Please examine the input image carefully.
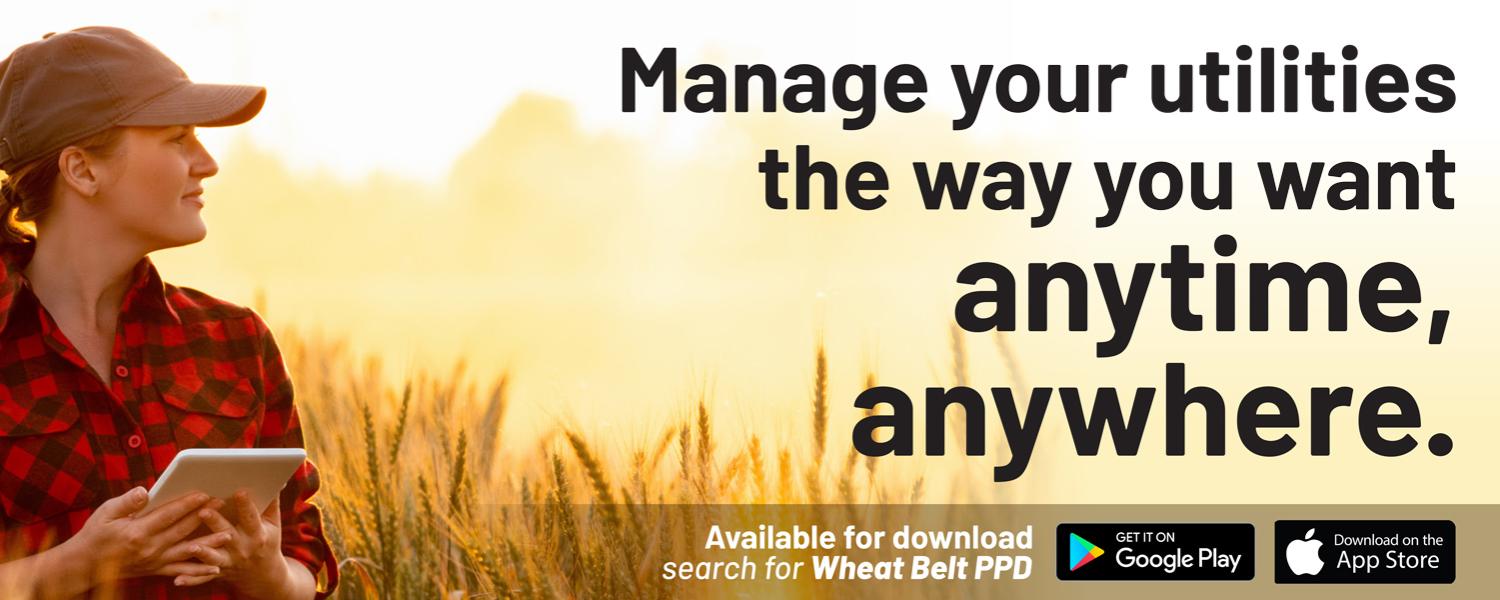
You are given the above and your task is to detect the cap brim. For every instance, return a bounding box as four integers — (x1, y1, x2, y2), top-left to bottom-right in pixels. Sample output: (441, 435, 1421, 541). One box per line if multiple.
(117, 82, 266, 127)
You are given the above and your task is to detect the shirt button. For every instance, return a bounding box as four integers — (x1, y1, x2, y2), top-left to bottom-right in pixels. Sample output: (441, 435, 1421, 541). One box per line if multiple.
(127, 434, 143, 449)
(114, 364, 129, 378)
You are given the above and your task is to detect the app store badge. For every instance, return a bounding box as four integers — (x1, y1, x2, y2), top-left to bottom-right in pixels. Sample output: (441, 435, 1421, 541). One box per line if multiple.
(1275, 520, 1455, 584)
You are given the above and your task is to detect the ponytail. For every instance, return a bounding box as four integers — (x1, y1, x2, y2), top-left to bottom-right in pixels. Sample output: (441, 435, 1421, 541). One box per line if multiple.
(0, 163, 41, 247)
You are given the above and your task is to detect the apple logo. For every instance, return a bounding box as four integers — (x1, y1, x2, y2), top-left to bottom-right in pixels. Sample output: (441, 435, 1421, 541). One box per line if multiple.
(1285, 528, 1325, 576)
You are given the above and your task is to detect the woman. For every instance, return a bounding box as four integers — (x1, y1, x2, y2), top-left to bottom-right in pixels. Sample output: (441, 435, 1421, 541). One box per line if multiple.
(0, 27, 337, 599)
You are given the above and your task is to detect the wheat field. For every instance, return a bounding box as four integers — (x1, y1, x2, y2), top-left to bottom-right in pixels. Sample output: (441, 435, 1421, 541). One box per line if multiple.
(281, 317, 1030, 599)
(293, 329, 885, 598)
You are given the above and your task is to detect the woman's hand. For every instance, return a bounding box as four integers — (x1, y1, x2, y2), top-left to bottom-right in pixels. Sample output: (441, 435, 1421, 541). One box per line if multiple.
(186, 489, 313, 598)
(59, 486, 234, 585)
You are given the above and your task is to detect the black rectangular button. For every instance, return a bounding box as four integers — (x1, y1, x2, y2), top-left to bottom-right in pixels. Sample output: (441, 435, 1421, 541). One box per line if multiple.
(1057, 523, 1254, 581)
(1274, 520, 1455, 584)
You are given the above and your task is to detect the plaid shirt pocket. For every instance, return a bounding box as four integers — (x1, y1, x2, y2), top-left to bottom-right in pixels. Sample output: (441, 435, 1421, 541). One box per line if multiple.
(152, 371, 261, 450)
(0, 394, 103, 525)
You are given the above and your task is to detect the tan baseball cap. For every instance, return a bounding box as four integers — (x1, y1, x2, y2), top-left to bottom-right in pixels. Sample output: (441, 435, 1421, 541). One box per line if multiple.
(0, 26, 266, 172)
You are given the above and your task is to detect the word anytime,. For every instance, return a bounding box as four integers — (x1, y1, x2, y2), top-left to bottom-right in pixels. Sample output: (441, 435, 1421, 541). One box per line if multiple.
(955, 234, 1447, 358)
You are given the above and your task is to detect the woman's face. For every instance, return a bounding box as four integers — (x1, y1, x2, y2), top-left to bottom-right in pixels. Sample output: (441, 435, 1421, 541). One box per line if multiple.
(91, 125, 218, 249)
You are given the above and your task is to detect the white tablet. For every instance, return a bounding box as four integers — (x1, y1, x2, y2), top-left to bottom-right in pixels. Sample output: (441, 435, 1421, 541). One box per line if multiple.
(142, 448, 307, 516)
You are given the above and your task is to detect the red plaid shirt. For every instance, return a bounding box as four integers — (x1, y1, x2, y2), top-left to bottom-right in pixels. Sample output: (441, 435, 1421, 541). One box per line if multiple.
(0, 240, 338, 598)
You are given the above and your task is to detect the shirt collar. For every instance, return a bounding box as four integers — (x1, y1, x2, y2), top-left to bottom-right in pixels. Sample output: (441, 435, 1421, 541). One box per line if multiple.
(0, 239, 182, 334)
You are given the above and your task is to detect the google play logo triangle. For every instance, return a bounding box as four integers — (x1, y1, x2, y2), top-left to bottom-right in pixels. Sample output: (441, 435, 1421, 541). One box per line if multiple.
(1069, 533, 1106, 571)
